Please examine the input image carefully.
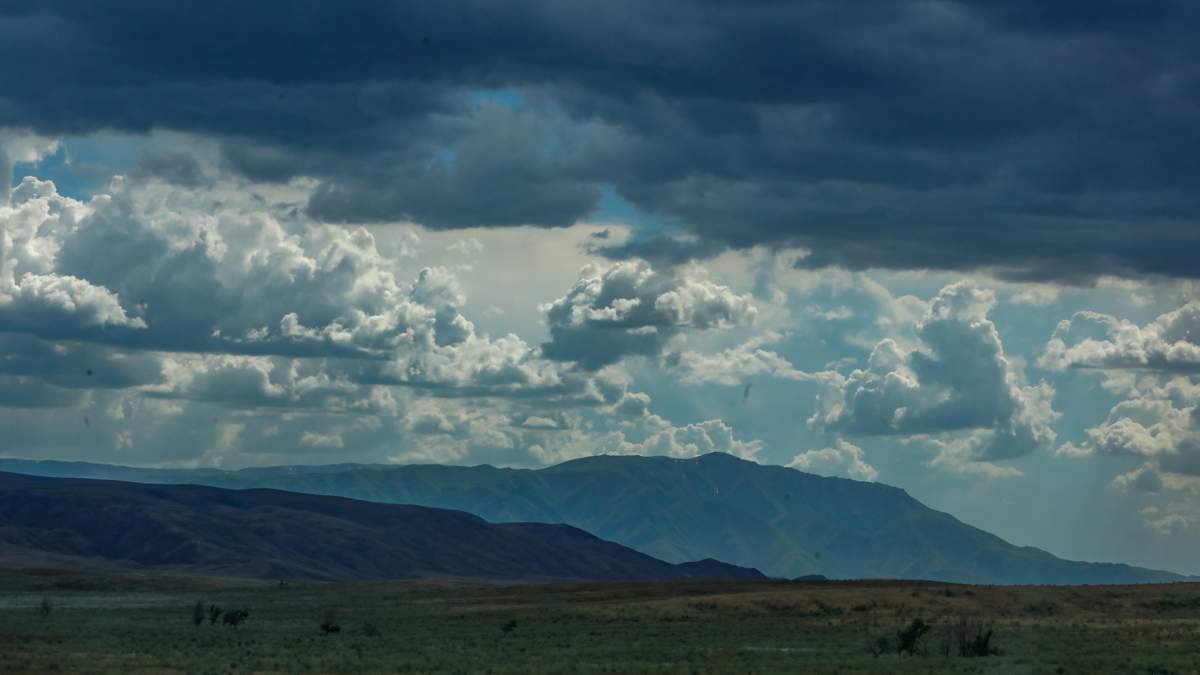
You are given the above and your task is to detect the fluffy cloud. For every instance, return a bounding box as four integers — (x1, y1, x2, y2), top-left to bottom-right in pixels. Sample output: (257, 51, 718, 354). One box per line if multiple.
(48, 179, 464, 359)
(0, 131, 58, 202)
(811, 282, 1058, 465)
(0, 171, 673, 465)
(1043, 301, 1200, 497)
(1060, 375, 1200, 492)
(1041, 302, 1200, 374)
(0, 173, 594, 402)
(788, 439, 877, 481)
(1, 272, 146, 332)
(637, 417, 764, 461)
(0, 166, 798, 470)
(0, 179, 145, 334)
(612, 391, 651, 416)
(541, 260, 757, 369)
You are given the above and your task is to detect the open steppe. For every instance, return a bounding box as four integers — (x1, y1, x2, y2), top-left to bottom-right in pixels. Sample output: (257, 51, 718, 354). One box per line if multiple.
(1, 569, 1198, 673)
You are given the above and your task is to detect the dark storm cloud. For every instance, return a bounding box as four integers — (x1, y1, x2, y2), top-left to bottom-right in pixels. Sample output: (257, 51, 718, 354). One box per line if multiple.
(0, 334, 162, 390)
(4, 1, 1199, 279)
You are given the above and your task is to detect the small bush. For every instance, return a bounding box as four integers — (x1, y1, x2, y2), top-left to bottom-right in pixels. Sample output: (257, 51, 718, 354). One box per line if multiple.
(222, 609, 250, 627)
(208, 604, 223, 625)
(896, 618, 931, 656)
(320, 609, 341, 635)
(191, 601, 204, 627)
(942, 617, 996, 657)
(501, 619, 518, 634)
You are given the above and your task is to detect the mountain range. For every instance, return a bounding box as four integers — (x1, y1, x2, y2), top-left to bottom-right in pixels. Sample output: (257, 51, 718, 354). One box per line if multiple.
(1, 453, 1187, 584)
(0, 471, 763, 582)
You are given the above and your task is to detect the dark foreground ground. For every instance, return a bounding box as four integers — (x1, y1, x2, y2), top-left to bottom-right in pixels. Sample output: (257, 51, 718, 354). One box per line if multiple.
(1, 569, 1198, 674)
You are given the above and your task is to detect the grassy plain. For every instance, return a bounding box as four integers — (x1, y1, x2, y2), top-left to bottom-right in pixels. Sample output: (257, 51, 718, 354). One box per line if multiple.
(0, 569, 1198, 674)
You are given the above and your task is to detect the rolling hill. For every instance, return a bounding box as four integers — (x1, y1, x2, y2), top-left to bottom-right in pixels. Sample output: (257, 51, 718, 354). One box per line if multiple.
(0, 471, 764, 582)
(0, 453, 1186, 584)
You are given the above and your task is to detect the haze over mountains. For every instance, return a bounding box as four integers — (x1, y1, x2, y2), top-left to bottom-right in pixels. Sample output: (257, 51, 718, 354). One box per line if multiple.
(0, 471, 763, 582)
(2, 453, 1187, 585)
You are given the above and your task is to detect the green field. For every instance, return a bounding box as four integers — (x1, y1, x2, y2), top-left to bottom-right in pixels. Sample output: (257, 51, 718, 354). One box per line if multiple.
(1, 569, 1198, 674)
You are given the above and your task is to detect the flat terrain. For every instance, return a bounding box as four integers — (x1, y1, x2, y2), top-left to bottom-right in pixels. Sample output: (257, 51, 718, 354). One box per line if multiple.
(1, 569, 1199, 673)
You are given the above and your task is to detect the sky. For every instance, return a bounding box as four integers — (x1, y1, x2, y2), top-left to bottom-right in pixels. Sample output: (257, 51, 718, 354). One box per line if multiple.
(1, 1, 1199, 574)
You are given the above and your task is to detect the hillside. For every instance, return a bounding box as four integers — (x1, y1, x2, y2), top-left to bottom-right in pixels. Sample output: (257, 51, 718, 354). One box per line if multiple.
(0, 471, 764, 582)
(0, 454, 1185, 584)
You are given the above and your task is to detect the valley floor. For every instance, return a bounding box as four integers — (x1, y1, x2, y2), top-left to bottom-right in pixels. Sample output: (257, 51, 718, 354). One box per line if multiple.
(0, 569, 1198, 673)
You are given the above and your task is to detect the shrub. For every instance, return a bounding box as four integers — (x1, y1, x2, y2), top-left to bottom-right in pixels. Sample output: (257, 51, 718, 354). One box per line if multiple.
(223, 609, 250, 627)
(896, 618, 931, 656)
(866, 617, 997, 659)
(946, 617, 995, 657)
(320, 609, 341, 635)
(192, 601, 204, 627)
(501, 619, 518, 634)
(208, 604, 223, 625)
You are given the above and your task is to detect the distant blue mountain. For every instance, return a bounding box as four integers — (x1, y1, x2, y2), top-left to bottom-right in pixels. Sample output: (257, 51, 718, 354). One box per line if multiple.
(0, 453, 1187, 584)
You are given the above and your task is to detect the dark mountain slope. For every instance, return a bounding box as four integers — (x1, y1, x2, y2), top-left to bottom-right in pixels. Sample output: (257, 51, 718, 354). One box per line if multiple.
(0, 471, 763, 582)
(0, 454, 1185, 584)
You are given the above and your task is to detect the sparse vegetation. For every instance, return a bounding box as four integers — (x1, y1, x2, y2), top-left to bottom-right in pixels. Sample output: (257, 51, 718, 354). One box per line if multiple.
(865, 630, 897, 657)
(1142, 596, 1200, 612)
(0, 573, 1197, 673)
(1023, 600, 1059, 616)
(869, 615, 999, 660)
